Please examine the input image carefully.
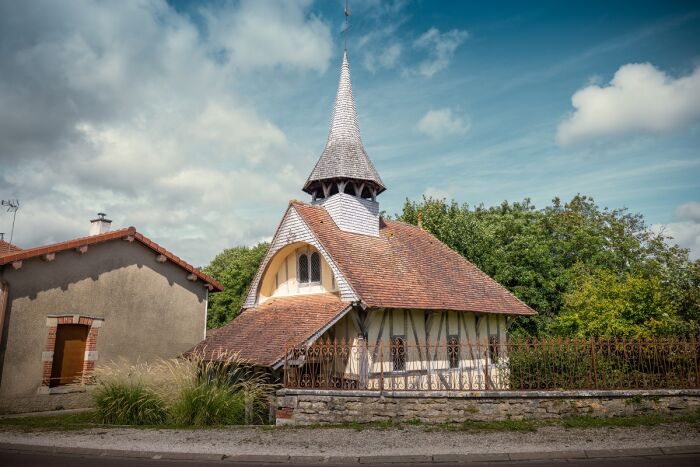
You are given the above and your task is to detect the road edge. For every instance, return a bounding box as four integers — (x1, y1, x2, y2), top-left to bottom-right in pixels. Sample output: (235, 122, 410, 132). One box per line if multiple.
(1, 442, 699, 464)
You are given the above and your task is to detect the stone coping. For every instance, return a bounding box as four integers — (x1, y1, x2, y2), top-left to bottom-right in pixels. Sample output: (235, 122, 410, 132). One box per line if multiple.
(278, 388, 700, 399)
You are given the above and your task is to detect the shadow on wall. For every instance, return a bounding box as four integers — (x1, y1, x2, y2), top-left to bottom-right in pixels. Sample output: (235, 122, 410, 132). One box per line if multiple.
(5, 240, 205, 304)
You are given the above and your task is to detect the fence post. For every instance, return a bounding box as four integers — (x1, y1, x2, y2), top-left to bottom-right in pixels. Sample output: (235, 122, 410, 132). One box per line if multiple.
(484, 339, 490, 390)
(692, 335, 699, 388)
(284, 343, 288, 387)
(590, 336, 598, 390)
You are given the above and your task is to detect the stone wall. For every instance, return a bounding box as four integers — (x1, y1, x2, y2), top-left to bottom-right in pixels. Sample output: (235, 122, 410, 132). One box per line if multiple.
(276, 389, 700, 426)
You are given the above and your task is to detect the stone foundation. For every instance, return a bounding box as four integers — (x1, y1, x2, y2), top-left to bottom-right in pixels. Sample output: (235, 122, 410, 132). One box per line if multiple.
(0, 391, 92, 415)
(276, 389, 700, 426)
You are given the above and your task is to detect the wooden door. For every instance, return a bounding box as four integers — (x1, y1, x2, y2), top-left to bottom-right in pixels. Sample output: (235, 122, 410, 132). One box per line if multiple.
(50, 324, 88, 386)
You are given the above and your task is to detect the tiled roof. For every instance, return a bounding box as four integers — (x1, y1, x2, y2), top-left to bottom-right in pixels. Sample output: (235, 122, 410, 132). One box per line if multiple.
(0, 227, 223, 291)
(0, 240, 21, 256)
(190, 293, 352, 367)
(303, 51, 385, 195)
(292, 202, 536, 316)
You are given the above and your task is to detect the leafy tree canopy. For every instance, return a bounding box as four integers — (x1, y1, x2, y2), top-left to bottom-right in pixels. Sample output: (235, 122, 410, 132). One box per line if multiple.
(204, 242, 268, 329)
(396, 195, 699, 336)
(552, 265, 684, 337)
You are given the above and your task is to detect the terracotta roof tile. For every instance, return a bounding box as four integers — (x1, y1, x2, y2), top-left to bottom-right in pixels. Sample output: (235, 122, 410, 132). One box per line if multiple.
(292, 201, 535, 316)
(0, 240, 21, 257)
(0, 228, 223, 291)
(190, 294, 352, 367)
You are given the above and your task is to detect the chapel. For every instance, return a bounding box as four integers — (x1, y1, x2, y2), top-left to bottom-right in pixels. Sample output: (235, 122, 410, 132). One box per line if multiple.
(194, 49, 535, 388)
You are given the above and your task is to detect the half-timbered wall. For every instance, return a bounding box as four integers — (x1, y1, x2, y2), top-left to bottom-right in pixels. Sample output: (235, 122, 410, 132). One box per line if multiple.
(315, 309, 507, 390)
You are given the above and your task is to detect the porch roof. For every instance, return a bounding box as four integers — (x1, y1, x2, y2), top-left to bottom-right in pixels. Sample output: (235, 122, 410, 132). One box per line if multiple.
(191, 293, 352, 367)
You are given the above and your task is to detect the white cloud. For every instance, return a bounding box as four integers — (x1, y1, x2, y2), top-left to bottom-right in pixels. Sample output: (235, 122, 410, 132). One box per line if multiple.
(423, 186, 452, 200)
(0, 0, 332, 265)
(413, 27, 468, 77)
(203, 0, 332, 73)
(651, 201, 700, 260)
(364, 43, 402, 73)
(417, 108, 470, 138)
(557, 63, 700, 145)
(676, 201, 700, 222)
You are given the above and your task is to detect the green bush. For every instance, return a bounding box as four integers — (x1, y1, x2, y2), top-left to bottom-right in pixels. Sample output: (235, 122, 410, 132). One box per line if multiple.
(91, 354, 275, 427)
(93, 382, 167, 425)
(170, 382, 246, 426)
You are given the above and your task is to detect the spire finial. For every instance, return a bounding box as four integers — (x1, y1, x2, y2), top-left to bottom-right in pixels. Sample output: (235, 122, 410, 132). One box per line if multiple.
(342, 0, 350, 51)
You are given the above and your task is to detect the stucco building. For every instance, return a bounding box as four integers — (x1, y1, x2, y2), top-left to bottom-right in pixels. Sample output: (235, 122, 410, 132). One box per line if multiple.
(0, 216, 222, 413)
(194, 51, 536, 389)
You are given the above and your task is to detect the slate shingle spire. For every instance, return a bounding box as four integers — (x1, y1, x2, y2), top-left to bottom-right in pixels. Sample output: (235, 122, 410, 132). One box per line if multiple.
(303, 51, 385, 201)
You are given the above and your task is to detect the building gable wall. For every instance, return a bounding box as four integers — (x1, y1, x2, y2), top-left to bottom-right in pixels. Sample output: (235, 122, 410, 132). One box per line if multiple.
(243, 206, 357, 308)
(0, 240, 208, 404)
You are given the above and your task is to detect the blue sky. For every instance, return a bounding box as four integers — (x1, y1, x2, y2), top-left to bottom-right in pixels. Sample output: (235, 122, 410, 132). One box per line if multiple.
(1, 0, 699, 264)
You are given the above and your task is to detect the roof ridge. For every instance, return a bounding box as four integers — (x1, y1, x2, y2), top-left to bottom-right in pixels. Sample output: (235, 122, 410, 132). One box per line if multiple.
(0, 227, 223, 291)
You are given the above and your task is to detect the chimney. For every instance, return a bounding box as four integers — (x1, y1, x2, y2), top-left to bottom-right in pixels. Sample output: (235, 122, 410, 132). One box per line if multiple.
(89, 213, 112, 236)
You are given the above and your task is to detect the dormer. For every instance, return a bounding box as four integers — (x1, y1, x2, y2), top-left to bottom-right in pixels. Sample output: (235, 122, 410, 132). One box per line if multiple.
(257, 242, 338, 304)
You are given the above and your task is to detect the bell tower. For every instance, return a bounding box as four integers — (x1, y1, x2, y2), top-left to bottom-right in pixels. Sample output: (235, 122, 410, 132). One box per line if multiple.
(302, 50, 385, 236)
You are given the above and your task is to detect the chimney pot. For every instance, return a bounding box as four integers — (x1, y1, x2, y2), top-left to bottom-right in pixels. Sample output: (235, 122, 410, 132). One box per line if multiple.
(89, 212, 112, 236)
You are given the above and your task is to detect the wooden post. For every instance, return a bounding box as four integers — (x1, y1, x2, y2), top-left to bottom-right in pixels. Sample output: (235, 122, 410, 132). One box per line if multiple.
(380, 341, 384, 391)
(358, 335, 369, 389)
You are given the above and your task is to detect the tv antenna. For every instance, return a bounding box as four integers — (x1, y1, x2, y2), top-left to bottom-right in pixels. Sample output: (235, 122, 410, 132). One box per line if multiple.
(1, 199, 19, 251)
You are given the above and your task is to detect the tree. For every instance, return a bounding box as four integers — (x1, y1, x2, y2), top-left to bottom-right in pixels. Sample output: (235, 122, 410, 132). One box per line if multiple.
(551, 266, 684, 337)
(204, 243, 268, 328)
(395, 195, 699, 336)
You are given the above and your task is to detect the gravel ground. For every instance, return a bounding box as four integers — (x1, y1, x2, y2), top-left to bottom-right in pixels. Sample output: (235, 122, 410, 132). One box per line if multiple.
(1, 423, 700, 457)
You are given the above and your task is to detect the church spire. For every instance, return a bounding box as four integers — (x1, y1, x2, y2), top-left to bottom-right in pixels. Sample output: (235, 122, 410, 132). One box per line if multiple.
(302, 51, 385, 200)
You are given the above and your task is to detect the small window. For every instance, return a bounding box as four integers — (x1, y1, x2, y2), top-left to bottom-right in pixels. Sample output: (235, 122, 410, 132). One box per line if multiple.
(298, 254, 309, 283)
(488, 335, 500, 363)
(391, 335, 406, 372)
(447, 335, 460, 369)
(310, 252, 321, 282)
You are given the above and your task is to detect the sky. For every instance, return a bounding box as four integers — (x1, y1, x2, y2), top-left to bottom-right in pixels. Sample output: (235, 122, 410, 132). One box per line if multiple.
(1, 0, 699, 265)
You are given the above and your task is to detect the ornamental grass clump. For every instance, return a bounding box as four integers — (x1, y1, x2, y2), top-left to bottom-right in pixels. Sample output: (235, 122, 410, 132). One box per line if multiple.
(93, 381, 167, 425)
(170, 381, 246, 426)
(91, 352, 275, 427)
(170, 352, 274, 426)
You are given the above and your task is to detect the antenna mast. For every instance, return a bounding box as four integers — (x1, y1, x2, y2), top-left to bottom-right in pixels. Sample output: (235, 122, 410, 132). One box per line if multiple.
(1, 199, 19, 252)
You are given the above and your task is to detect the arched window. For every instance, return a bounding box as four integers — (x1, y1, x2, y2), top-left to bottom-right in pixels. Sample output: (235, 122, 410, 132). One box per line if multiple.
(310, 252, 321, 282)
(298, 254, 309, 283)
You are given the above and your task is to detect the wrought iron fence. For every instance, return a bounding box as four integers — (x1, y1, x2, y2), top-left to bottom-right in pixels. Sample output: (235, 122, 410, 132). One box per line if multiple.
(283, 336, 700, 391)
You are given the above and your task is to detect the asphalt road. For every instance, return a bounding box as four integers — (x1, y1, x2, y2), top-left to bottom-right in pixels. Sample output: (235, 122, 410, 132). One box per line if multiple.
(1, 450, 700, 467)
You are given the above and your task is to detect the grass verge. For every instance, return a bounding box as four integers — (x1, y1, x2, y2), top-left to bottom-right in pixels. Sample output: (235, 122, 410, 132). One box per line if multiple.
(1, 411, 699, 433)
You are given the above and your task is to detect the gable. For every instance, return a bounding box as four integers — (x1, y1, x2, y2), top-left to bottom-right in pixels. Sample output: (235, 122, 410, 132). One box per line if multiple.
(0, 228, 222, 291)
(242, 205, 358, 308)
